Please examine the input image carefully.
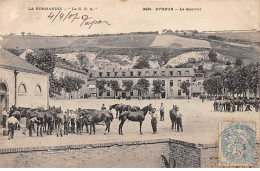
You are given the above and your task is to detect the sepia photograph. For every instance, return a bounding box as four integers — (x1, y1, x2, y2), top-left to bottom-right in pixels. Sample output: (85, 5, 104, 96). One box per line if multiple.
(0, 0, 259, 168)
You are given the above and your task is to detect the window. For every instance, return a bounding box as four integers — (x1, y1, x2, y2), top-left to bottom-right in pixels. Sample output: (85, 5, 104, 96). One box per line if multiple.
(170, 71, 173, 76)
(162, 80, 165, 86)
(186, 79, 189, 83)
(107, 82, 110, 87)
(178, 80, 181, 86)
(130, 91, 133, 96)
(18, 83, 26, 93)
(154, 71, 157, 76)
(185, 71, 189, 76)
(35, 85, 42, 93)
(161, 71, 165, 76)
(138, 72, 142, 76)
(145, 71, 149, 76)
(130, 71, 134, 76)
(170, 80, 173, 86)
(178, 89, 181, 96)
(177, 71, 181, 76)
(114, 72, 118, 76)
(99, 72, 103, 77)
(107, 72, 110, 77)
(122, 72, 126, 76)
(107, 90, 110, 96)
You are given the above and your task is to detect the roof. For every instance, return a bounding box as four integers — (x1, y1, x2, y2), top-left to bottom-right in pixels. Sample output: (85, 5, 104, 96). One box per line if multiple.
(0, 49, 48, 75)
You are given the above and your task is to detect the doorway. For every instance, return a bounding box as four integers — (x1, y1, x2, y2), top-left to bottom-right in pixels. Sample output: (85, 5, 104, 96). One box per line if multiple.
(0, 82, 8, 111)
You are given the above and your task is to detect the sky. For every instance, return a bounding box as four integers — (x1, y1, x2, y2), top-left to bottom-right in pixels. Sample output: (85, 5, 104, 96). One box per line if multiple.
(0, 0, 259, 36)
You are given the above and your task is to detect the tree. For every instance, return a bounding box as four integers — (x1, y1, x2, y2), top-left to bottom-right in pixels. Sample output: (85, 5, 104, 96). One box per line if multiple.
(25, 51, 56, 74)
(76, 53, 89, 67)
(96, 80, 106, 97)
(122, 80, 134, 97)
(152, 80, 165, 99)
(26, 50, 59, 97)
(208, 49, 217, 62)
(133, 58, 150, 69)
(226, 61, 231, 65)
(134, 78, 150, 99)
(180, 81, 191, 96)
(110, 80, 121, 98)
(235, 58, 243, 67)
(49, 74, 63, 98)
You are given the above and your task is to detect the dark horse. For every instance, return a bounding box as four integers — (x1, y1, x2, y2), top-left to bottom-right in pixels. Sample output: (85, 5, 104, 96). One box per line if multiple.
(169, 106, 179, 130)
(109, 103, 128, 119)
(85, 109, 114, 135)
(118, 104, 153, 135)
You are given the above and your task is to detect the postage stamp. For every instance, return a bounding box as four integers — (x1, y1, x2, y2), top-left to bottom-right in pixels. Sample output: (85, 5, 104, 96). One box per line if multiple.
(219, 121, 256, 166)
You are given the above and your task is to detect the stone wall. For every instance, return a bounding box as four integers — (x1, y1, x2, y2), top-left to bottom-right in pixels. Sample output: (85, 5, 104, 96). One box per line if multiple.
(0, 139, 259, 168)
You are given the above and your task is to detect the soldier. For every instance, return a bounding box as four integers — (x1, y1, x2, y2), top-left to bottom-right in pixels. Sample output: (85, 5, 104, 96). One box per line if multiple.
(1, 108, 8, 128)
(176, 112, 183, 132)
(101, 104, 106, 110)
(22, 117, 40, 137)
(69, 110, 76, 133)
(159, 103, 165, 121)
(76, 116, 83, 135)
(149, 108, 158, 134)
(7, 115, 21, 140)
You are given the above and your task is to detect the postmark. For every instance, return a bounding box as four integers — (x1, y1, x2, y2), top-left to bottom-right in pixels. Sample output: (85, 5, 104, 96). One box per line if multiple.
(219, 121, 256, 166)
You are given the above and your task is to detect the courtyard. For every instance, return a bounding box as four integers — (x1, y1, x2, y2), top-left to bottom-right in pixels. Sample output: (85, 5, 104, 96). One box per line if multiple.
(0, 98, 259, 149)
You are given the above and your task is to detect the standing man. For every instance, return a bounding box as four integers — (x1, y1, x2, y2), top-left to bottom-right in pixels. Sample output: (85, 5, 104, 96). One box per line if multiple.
(7, 115, 21, 140)
(1, 108, 8, 128)
(69, 110, 76, 133)
(176, 112, 183, 132)
(149, 108, 158, 134)
(159, 103, 165, 121)
(101, 104, 106, 110)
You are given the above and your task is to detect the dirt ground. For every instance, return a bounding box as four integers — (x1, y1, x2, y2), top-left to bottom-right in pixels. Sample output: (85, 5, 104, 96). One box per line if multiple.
(0, 98, 259, 149)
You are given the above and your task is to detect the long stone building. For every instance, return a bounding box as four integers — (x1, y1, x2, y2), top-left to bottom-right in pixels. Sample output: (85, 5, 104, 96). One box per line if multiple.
(88, 68, 204, 99)
(0, 49, 49, 112)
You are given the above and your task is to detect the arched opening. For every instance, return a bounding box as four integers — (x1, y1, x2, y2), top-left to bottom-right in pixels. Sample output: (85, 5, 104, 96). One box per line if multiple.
(18, 83, 27, 93)
(0, 82, 9, 111)
(35, 84, 42, 93)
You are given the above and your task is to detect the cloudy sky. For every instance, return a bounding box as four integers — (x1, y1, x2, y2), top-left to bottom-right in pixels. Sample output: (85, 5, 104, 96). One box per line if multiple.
(0, 0, 259, 35)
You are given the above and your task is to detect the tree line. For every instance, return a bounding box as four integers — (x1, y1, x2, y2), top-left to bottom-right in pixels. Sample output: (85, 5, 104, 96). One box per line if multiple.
(203, 62, 260, 99)
(25, 50, 85, 98)
(96, 78, 190, 99)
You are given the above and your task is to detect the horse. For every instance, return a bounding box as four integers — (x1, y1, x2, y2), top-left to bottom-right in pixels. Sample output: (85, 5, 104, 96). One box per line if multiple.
(126, 105, 141, 112)
(118, 104, 153, 135)
(85, 109, 114, 135)
(169, 106, 179, 131)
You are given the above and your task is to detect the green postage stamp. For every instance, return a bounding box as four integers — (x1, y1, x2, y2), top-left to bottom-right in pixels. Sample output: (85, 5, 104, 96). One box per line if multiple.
(219, 121, 256, 167)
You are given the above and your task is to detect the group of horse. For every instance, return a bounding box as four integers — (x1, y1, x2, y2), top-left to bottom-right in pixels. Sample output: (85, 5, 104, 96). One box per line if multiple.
(8, 102, 184, 137)
(213, 99, 259, 112)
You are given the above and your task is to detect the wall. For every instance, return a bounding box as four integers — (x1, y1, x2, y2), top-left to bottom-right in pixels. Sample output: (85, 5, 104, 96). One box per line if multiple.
(0, 68, 49, 110)
(0, 139, 259, 168)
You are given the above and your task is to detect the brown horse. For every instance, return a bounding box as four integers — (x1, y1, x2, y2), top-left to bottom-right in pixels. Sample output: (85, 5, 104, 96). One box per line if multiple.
(169, 106, 179, 130)
(118, 104, 153, 135)
(85, 109, 113, 135)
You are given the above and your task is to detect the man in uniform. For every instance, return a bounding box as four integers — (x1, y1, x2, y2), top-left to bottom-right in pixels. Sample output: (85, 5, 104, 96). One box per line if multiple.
(69, 110, 77, 133)
(149, 108, 158, 134)
(1, 108, 8, 128)
(7, 115, 21, 140)
(159, 103, 165, 121)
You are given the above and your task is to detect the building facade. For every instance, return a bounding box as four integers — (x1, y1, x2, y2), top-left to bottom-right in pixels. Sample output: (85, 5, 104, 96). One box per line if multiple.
(89, 68, 195, 99)
(192, 73, 205, 97)
(53, 57, 88, 99)
(0, 50, 49, 112)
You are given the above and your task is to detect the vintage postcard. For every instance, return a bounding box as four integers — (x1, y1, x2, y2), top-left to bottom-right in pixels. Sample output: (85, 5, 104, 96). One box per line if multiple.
(0, 0, 259, 168)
